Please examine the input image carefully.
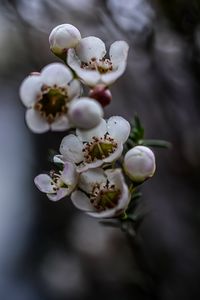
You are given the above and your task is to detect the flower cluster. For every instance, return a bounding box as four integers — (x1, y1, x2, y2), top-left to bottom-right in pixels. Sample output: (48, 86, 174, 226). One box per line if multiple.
(20, 23, 158, 220)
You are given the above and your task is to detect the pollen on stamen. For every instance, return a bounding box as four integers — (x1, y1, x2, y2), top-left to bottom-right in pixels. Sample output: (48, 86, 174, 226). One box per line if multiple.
(81, 57, 113, 74)
(34, 87, 68, 123)
(90, 182, 121, 211)
(82, 135, 118, 163)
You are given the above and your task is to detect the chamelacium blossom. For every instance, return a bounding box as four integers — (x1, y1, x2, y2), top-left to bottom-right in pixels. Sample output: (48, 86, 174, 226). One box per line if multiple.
(68, 97, 104, 129)
(34, 161, 78, 201)
(67, 36, 129, 87)
(124, 146, 156, 182)
(54, 116, 131, 172)
(19, 63, 81, 133)
(49, 24, 81, 56)
(71, 168, 130, 218)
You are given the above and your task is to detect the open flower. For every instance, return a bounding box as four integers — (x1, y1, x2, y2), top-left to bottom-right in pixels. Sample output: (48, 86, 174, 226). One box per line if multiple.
(124, 146, 156, 182)
(54, 116, 130, 172)
(20, 63, 81, 133)
(67, 36, 129, 87)
(34, 161, 78, 201)
(71, 168, 130, 218)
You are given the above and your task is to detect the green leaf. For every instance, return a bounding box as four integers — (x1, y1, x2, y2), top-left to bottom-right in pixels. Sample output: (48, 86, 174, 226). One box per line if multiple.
(138, 139, 172, 148)
(48, 149, 58, 162)
(127, 115, 145, 146)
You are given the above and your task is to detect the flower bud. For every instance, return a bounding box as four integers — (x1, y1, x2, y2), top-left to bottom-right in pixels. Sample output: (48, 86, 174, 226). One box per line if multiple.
(68, 97, 104, 129)
(124, 146, 156, 182)
(89, 84, 112, 107)
(49, 24, 81, 55)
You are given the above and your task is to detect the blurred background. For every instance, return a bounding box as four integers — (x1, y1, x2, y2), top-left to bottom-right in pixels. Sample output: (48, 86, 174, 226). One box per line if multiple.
(0, 0, 200, 299)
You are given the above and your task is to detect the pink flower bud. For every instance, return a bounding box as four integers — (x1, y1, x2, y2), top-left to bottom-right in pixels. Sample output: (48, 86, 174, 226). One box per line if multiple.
(89, 84, 112, 107)
(124, 146, 156, 182)
(68, 97, 103, 129)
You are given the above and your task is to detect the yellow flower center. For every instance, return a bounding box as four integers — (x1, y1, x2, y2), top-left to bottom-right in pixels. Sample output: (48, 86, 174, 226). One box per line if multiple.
(50, 170, 68, 192)
(83, 135, 118, 163)
(35, 85, 68, 123)
(90, 182, 121, 211)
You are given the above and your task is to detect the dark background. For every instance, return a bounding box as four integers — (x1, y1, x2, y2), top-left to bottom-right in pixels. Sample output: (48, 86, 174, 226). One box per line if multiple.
(0, 0, 200, 299)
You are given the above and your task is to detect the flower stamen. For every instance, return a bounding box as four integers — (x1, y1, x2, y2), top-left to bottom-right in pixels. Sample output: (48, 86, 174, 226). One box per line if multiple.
(81, 57, 113, 74)
(35, 86, 68, 123)
(82, 135, 118, 163)
(90, 182, 121, 211)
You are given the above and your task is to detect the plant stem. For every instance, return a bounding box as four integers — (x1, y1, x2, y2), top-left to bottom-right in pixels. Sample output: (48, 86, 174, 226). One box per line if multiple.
(138, 139, 171, 148)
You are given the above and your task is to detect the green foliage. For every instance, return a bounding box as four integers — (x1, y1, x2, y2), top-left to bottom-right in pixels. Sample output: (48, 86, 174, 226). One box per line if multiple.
(126, 115, 171, 150)
(129, 115, 144, 144)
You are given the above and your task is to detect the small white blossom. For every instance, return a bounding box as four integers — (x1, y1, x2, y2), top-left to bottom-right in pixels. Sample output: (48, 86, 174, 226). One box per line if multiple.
(124, 146, 156, 182)
(49, 24, 81, 55)
(34, 161, 78, 201)
(20, 63, 81, 133)
(67, 36, 129, 86)
(71, 168, 130, 218)
(54, 116, 130, 172)
(68, 97, 103, 129)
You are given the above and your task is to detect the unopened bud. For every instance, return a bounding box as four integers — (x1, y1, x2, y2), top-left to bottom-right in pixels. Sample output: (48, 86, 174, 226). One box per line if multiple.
(89, 84, 112, 107)
(124, 146, 156, 182)
(68, 97, 104, 129)
(49, 24, 81, 56)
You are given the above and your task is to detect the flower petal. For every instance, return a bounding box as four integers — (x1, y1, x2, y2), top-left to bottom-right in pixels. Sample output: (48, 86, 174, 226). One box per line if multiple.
(75, 36, 106, 63)
(53, 155, 64, 164)
(88, 169, 130, 218)
(60, 134, 84, 164)
(20, 75, 43, 107)
(71, 190, 95, 211)
(107, 116, 130, 143)
(77, 159, 103, 173)
(109, 41, 129, 68)
(41, 63, 73, 86)
(51, 115, 72, 131)
(101, 65, 127, 85)
(76, 118, 107, 142)
(101, 41, 129, 85)
(103, 142, 123, 163)
(25, 108, 50, 133)
(78, 168, 106, 193)
(68, 79, 82, 99)
(67, 49, 101, 86)
(106, 168, 130, 211)
(61, 161, 78, 189)
(34, 174, 54, 193)
(47, 188, 69, 201)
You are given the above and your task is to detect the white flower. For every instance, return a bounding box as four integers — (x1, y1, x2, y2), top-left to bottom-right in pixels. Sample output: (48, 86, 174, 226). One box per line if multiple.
(34, 161, 78, 201)
(19, 63, 81, 133)
(124, 146, 156, 182)
(49, 24, 81, 55)
(68, 97, 103, 129)
(54, 116, 130, 172)
(67, 36, 129, 86)
(71, 168, 130, 218)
